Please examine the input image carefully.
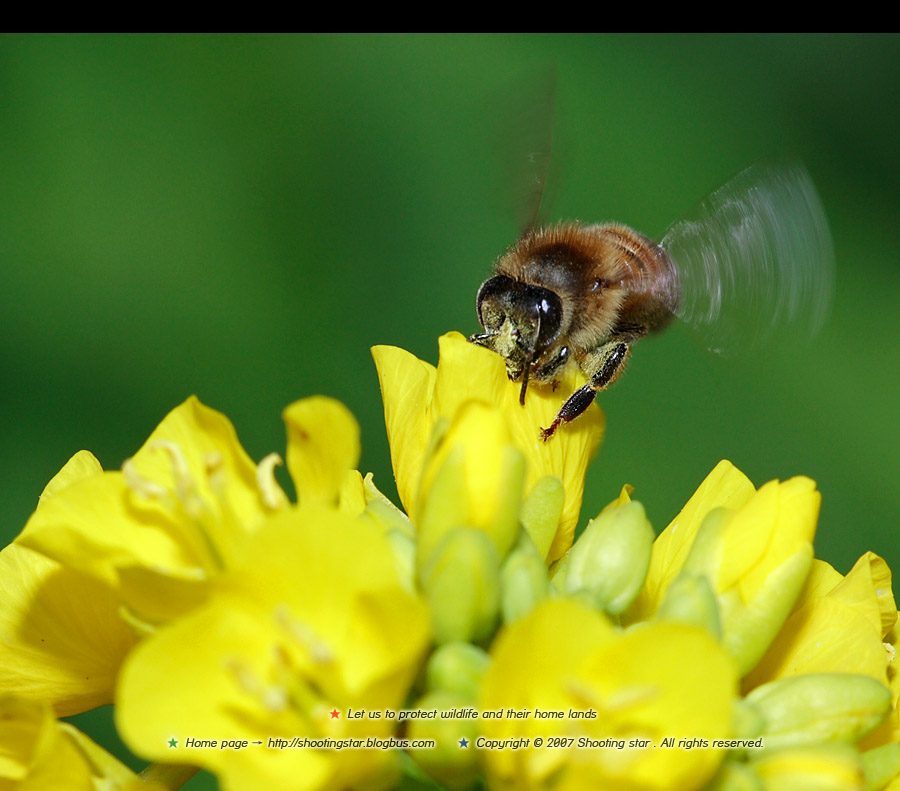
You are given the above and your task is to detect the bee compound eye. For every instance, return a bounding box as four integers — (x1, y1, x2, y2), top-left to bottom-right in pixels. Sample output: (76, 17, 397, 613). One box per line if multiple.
(476, 275, 517, 327)
(527, 286, 563, 351)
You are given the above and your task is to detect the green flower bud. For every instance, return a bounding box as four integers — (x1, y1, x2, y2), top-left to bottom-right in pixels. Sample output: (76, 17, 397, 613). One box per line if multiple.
(704, 760, 764, 791)
(359, 496, 417, 591)
(732, 697, 765, 741)
(677, 478, 819, 676)
(500, 531, 549, 624)
(548, 548, 571, 594)
(420, 527, 501, 644)
(405, 690, 480, 789)
(425, 642, 490, 700)
(564, 500, 654, 615)
(861, 743, 900, 791)
(745, 673, 892, 750)
(520, 475, 565, 560)
(656, 572, 722, 638)
(750, 743, 864, 791)
(416, 402, 525, 573)
(362, 497, 414, 538)
(384, 528, 416, 594)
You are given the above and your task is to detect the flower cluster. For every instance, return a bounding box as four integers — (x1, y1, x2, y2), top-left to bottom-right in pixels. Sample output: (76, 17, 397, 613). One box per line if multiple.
(1, 331, 898, 791)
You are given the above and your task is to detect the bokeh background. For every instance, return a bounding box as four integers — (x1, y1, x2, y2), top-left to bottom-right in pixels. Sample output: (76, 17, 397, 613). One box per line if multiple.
(2, 34, 898, 786)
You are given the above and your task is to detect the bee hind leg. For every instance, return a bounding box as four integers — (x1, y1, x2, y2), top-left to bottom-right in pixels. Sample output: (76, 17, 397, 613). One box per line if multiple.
(540, 341, 629, 441)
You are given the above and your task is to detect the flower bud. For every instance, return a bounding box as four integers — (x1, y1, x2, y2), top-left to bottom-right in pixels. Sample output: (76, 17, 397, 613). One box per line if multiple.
(564, 500, 654, 615)
(420, 527, 501, 644)
(359, 496, 417, 592)
(656, 572, 722, 638)
(383, 528, 416, 594)
(519, 475, 565, 560)
(703, 760, 764, 791)
(861, 743, 900, 791)
(745, 673, 891, 749)
(416, 402, 525, 572)
(406, 690, 480, 789)
(425, 642, 490, 700)
(500, 532, 549, 624)
(751, 743, 864, 791)
(680, 485, 818, 676)
(732, 697, 765, 741)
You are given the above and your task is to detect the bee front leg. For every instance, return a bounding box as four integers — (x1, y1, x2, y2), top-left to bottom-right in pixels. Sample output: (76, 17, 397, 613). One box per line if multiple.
(540, 341, 630, 441)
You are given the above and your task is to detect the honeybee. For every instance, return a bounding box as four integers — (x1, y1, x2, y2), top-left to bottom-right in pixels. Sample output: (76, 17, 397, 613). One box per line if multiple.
(470, 162, 834, 440)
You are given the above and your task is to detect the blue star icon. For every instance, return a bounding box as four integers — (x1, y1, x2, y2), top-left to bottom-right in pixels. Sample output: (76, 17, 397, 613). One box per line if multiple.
(458, 737, 469, 748)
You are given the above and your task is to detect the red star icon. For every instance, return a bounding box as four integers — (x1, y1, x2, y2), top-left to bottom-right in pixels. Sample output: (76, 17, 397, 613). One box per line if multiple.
(330, 708, 340, 719)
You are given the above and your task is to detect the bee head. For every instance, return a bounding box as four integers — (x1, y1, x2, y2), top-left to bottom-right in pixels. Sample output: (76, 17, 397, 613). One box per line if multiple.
(471, 275, 563, 403)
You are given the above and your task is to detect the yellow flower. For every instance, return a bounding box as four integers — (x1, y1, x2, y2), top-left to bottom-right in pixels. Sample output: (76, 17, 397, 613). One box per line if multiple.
(745, 552, 897, 690)
(0, 451, 139, 715)
(479, 598, 737, 791)
(416, 400, 525, 564)
(16, 395, 361, 627)
(116, 505, 430, 791)
(373, 332, 603, 561)
(626, 460, 755, 623)
(0, 694, 161, 790)
(626, 462, 820, 675)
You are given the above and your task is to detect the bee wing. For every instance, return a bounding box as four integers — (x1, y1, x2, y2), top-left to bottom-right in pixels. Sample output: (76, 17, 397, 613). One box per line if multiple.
(490, 67, 560, 235)
(661, 162, 834, 355)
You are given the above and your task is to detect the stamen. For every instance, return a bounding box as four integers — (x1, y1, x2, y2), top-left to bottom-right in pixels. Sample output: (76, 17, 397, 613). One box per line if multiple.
(257, 453, 289, 510)
(275, 604, 335, 665)
(566, 678, 659, 713)
(122, 458, 171, 501)
(225, 658, 288, 713)
(149, 440, 205, 517)
(205, 451, 225, 493)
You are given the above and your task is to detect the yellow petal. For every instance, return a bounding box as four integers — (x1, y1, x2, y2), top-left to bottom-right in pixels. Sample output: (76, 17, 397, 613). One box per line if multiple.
(117, 506, 429, 791)
(434, 333, 603, 561)
(374, 333, 603, 561)
(0, 696, 94, 789)
(372, 343, 438, 520)
(480, 599, 736, 790)
(573, 622, 736, 791)
(283, 397, 361, 507)
(746, 552, 896, 691)
(831, 553, 898, 639)
(338, 469, 367, 515)
(795, 558, 845, 604)
(129, 395, 270, 535)
(417, 401, 524, 561)
(743, 596, 888, 689)
(18, 471, 203, 591)
(17, 397, 286, 625)
(36, 450, 103, 508)
(480, 599, 616, 784)
(627, 460, 755, 623)
(719, 477, 819, 602)
(0, 543, 139, 717)
(0, 695, 143, 790)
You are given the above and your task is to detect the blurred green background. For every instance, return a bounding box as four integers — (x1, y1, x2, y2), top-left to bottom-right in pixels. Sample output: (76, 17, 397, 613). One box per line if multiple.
(2, 34, 898, 786)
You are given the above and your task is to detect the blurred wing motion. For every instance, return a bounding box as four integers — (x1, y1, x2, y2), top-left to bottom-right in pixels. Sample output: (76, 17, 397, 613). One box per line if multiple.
(490, 67, 559, 234)
(661, 162, 835, 354)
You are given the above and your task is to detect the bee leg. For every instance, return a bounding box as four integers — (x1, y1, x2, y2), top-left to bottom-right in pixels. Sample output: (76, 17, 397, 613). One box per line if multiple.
(533, 345, 570, 381)
(468, 332, 495, 348)
(540, 342, 629, 441)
